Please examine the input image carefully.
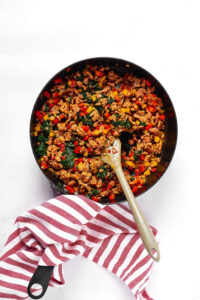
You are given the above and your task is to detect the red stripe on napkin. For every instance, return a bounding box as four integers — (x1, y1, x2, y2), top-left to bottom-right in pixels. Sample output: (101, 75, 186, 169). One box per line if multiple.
(0, 195, 158, 299)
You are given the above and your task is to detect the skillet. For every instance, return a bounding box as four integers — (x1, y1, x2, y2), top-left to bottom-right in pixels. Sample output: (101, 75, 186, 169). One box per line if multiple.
(28, 57, 178, 298)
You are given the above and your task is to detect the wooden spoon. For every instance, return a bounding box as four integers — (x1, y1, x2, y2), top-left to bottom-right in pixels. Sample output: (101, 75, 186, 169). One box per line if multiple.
(101, 139, 160, 262)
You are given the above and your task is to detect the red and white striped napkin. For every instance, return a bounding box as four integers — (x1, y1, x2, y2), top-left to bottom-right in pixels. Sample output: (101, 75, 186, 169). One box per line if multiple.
(0, 195, 157, 300)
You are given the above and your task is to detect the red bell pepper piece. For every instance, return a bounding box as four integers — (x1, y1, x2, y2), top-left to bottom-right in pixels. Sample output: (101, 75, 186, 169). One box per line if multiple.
(74, 146, 81, 154)
(54, 77, 62, 84)
(53, 118, 59, 125)
(104, 112, 111, 118)
(148, 105, 156, 113)
(159, 114, 165, 120)
(43, 91, 50, 98)
(132, 186, 138, 193)
(145, 124, 153, 130)
(66, 185, 74, 194)
(145, 80, 151, 87)
(41, 162, 48, 169)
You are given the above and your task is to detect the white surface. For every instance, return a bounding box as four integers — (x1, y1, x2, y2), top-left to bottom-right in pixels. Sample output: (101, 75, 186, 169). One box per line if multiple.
(0, 0, 200, 299)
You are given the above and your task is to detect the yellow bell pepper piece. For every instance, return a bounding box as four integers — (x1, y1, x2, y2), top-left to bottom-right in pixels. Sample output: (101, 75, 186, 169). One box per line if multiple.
(144, 170, 150, 176)
(43, 115, 49, 121)
(84, 151, 88, 157)
(35, 124, 41, 132)
(87, 106, 94, 114)
(154, 136, 160, 143)
(125, 161, 135, 168)
(91, 95, 96, 101)
(121, 108, 126, 113)
(122, 89, 128, 96)
(93, 130, 100, 136)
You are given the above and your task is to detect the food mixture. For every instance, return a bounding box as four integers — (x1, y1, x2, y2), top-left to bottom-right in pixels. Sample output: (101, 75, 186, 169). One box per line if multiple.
(33, 65, 166, 203)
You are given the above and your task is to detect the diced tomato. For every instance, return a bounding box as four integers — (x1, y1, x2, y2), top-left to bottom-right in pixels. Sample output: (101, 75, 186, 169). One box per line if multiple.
(145, 123, 153, 130)
(54, 77, 62, 84)
(44, 91, 50, 98)
(145, 80, 151, 87)
(159, 114, 166, 120)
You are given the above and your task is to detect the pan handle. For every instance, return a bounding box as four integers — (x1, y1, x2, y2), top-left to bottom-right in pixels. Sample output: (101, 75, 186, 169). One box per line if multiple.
(27, 266, 54, 299)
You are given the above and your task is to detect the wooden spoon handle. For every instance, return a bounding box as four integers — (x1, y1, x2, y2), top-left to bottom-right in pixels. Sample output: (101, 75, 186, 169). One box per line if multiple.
(115, 165, 160, 262)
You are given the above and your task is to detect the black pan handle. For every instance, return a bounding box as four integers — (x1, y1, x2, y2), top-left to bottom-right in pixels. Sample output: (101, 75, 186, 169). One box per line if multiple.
(27, 266, 54, 299)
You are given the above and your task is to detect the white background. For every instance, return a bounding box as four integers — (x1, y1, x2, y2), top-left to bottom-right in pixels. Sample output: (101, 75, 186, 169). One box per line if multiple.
(0, 0, 200, 299)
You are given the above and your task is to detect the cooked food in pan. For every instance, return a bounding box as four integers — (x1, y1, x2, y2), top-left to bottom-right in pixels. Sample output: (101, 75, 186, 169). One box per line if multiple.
(33, 65, 165, 202)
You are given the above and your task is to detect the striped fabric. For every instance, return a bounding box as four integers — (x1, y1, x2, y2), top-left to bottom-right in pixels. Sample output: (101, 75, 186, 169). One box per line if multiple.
(0, 195, 157, 300)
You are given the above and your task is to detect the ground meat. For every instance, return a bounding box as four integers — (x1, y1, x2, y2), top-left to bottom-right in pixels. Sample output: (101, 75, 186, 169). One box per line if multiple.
(34, 65, 165, 203)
